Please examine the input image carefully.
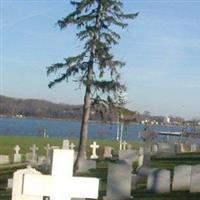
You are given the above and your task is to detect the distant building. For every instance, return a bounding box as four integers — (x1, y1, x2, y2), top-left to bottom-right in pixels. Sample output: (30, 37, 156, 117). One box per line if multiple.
(16, 114, 23, 118)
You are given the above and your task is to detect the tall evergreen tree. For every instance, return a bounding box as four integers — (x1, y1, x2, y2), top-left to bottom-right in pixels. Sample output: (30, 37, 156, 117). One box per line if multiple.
(47, 0, 138, 169)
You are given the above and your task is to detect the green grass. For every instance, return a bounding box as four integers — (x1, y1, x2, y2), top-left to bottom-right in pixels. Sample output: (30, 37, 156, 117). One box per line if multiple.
(0, 135, 200, 199)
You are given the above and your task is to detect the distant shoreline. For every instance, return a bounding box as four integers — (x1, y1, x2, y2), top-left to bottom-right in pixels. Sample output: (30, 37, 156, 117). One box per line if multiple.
(0, 114, 185, 128)
(0, 114, 118, 124)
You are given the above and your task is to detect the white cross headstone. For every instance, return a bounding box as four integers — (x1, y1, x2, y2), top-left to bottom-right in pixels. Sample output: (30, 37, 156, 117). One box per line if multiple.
(44, 144, 51, 157)
(90, 141, 99, 159)
(23, 149, 99, 200)
(70, 142, 76, 150)
(14, 145, 20, 154)
(14, 145, 21, 163)
(30, 144, 39, 154)
(119, 140, 123, 150)
(122, 140, 127, 150)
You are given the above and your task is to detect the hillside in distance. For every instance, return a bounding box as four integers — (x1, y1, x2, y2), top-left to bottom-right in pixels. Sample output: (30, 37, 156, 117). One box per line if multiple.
(0, 95, 83, 120)
(0, 95, 136, 122)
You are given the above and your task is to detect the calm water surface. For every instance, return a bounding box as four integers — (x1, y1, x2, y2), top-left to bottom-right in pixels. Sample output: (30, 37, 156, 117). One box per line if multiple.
(0, 117, 183, 141)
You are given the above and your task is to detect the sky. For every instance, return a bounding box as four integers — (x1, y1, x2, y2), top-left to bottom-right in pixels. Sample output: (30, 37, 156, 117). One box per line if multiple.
(0, 0, 200, 119)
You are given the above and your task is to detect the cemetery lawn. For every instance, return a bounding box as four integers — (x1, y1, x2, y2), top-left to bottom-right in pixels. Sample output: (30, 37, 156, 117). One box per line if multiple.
(0, 135, 200, 200)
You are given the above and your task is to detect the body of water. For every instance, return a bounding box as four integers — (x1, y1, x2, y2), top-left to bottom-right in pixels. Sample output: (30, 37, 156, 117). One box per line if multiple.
(0, 117, 183, 141)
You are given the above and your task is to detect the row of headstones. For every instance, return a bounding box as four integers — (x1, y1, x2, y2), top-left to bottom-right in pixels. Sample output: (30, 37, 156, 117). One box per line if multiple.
(4, 138, 144, 199)
(0, 144, 53, 165)
(9, 152, 200, 200)
(151, 142, 200, 157)
(4, 140, 195, 167)
(180, 142, 200, 152)
(41, 139, 131, 160)
(10, 149, 100, 200)
(104, 143, 200, 200)
(63, 139, 132, 158)
(0, 140, 115, 165)
(11, 143, 200, 199)
(9, 147, 144, 200)
(3, 139, 188, 166)
(104, 163, 200, 200)
(5, 140, 144, 189)
(147, 164, 200, 193)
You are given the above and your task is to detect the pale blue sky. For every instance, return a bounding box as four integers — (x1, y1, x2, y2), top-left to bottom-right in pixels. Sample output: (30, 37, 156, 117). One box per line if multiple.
(1, 0, 200, 119)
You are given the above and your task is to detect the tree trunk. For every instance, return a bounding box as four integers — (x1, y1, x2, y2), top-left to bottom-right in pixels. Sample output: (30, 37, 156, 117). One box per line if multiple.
(74, 1, 102, 171)
(74, 87, 91, 170)
(74, 73, 92, 171)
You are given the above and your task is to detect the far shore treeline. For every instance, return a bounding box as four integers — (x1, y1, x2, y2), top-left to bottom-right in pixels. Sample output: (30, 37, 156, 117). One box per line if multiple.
(0, 95, 188, 125)
(0, 95, 135, 122)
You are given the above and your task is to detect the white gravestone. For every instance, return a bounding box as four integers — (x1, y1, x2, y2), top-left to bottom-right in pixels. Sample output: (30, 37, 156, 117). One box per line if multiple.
(70, 142, 76, 150)
(14, 145, 22, 163)
(51, 146, 60, 149)
(137, 147, 144, 169)
(62, 139, 70, 149)
(103, 146, 113, 158)
(11, 166, 42, 200)
(29, 144, 39, 165)
(77, 159, 96, 173)
(44, 144, 51, 157)
(137, 153, 144, 169)
(44, 144, 51, 164)
(23, 149, 99, 200)
(139, 147, 144, 154)
(118, 149, 139, 165)
(90, 141, 99, 159)
(152, 144, 158, 154)
(140, 126, 156, 168)
(147, 169, 171, 193)
(0, 155, 10, 164)
(172, 165, 192, 191)
(38, 156, 46, 165)
(191, 143, 197, 152)
(7, 178, 13, 189)
(49, 146, 61, 167)
(190, 164, 200, 193)
(180, 143, 186, 152)
(131, 174, 139, 190)
(104, 163, 132, 200)
(119, 140, 127, 151)
(157, 143, 176, 157)
(26, 153, 32, 163)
